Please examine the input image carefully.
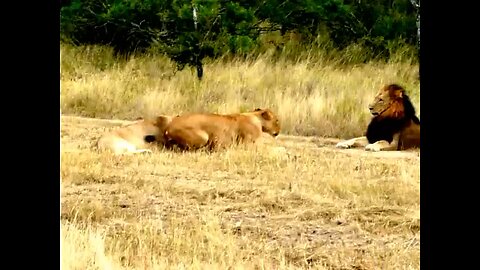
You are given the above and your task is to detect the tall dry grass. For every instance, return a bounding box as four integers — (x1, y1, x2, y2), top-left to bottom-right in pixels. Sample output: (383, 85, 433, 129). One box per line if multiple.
(60, 44, 419, 138)
(60, 43, 420, 269)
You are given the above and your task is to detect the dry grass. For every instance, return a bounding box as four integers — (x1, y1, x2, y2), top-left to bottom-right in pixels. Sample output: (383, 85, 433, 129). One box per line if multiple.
(61, 44, 420, 269)
(60, 44, 419, 139)
(61, 116, 419, 270)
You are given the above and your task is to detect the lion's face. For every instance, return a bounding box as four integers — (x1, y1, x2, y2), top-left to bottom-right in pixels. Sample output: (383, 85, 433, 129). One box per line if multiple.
(368, 84, 404, 117)
(255, 108, 281, 137)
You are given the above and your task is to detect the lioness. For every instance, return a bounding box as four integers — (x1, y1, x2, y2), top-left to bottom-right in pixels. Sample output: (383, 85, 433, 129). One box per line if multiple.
(96, 115, 174, 155)
(336, 84, 420, 151)
(164, 108, 281, 151)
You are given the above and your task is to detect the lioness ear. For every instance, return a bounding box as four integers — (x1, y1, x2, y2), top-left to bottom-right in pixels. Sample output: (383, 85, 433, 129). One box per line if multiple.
(254, 108, 262, 112)
(261, 110, 273, 120)
(155, 116, 171, 127)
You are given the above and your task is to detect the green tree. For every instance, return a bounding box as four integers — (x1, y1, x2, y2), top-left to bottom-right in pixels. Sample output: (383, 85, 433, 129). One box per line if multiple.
(60, 0, 419, 71)
(61, 0, 260, 79)
(255, 0, 352, 38)
(153, 0, 259, 79)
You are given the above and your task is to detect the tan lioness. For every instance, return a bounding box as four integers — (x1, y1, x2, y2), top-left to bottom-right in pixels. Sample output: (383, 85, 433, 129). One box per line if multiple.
(96, 115, 174, 155)
(164, 108, 281, 151)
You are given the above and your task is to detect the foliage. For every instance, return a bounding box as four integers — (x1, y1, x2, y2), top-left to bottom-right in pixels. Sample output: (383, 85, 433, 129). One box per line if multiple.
(60, 0, 419, 78)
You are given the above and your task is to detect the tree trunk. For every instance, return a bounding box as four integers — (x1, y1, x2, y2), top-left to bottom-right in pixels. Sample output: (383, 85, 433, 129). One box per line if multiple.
(409, 0, 420, 49)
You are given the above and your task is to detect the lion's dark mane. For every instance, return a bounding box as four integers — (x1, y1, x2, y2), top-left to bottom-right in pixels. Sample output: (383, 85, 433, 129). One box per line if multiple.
(366, 93, 420, 144)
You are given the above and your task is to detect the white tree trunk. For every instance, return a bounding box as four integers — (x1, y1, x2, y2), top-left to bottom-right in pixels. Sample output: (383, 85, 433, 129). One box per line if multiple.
(410, 0, 420, 48)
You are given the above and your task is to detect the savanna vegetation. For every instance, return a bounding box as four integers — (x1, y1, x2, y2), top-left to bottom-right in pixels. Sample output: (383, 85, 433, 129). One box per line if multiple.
(60, 1, 420, 269)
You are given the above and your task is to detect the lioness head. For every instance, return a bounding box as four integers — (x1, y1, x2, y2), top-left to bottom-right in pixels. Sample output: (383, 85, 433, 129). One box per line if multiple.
(155, 115, 174, 129)
(254, 108, 281, 137)
(368, 84, 405, 117)
(148, 115, 176, 144)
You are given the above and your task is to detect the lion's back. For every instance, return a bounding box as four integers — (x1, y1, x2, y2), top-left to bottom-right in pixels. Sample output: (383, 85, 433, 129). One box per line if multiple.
(168, 113, 237, 133)
(166, 113, 264, 145)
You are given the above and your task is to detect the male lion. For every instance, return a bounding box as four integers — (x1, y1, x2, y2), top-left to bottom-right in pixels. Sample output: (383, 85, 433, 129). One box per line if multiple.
(96, 115, 174, 155)
(336, 84, 420, 151)
(164, 108, 281, 151)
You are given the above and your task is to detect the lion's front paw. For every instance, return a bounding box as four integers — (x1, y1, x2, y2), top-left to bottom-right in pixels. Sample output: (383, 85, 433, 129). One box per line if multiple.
(336, 141, 352, 149)
(365, 143, 381, 152)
